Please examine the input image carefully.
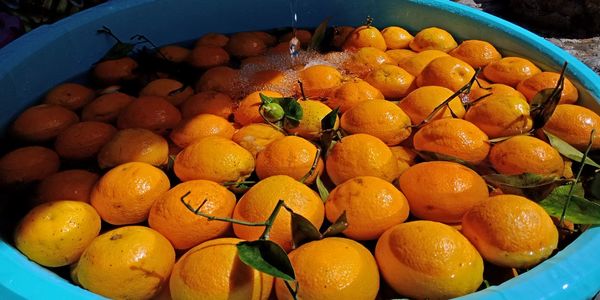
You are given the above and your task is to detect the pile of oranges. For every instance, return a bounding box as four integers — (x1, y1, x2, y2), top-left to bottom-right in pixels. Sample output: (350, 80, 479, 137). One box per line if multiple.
(1, 20, 598, 300)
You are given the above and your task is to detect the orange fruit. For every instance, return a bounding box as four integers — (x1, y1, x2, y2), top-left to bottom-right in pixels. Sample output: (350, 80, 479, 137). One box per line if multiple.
(342, 25, 387, 51)
(489, 135, 563, 176)
(326, 78, 384, 113)
(225, 32, 268, 58)
(413, 118, 490, 164)
(14, 200, 101, 267)
(398, 161, 489, 223)
(467, 83, 526, 102)
(389, 145, 418, 173)
(326, 133, 400, 185)
(483, 56, 542, 87)
(97, 128, 169, 169)
(462, 194, 559, 268)
(232, 175, 324, 252)
(234, 90, 283, 126)
(364, 64, 416, 99)
(344, 46, 395, 76)
(139, 78, 194, 106)
(195, 32, 229, 47)
(325, 176, 409, 240)
(169, 237, 273, 300)
(81, 92, 134, 123)
(464, 94, 533, 138)
(195, 66, 241, 97)
(279, 29, 312, 44)
(249, 31, 277, 47)
(297, 65, 342, 98)
(92, 57, 138, 86)
(287, 99, 338, 140)
(516, 71, 579, 104)
(37, 169, 99, 203)
(246, 69, 286, 90)
(149, 180, 236, 249)
(385, 49, 417, 65)
(44, 82, 95, 110)
(174, 136, 255, 183)
(0, 146, 59, 186)
(416, 56, 476, 92)
(90, 162, 170, 225)
(398, 85, 466, 125)
(375, 220, 484, 299)
(409, 27, 458, 53)
(158, 45, 191, 63)
(255, 136, 324, 185)
(331, 26, 355, 49)
(398, 49, 449, 76)
(231, 123, 286, 157)
(341, 99, 412, 146)
(188, 45, 230, 69)
(71, 226, 175, 300)
(117, 96, 182, 133)
(449, 40, 502, 68)
(181, 91, 236, 120)
(54, 121, 117, 160)
(11, 104, 79, 142)
(170, 114, 235, 148)
(274, 237, 380, 300)
(544, 104, 600, 150)
(382, 26, 414, 49)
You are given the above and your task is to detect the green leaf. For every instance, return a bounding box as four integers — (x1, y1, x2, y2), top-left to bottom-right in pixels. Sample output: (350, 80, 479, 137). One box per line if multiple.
(280, 98, 303, 128)
(589, 172, 600, 200)
(483, 173, 564, 201)
(308, 17, 330, 51)
(289, 210, 322, 249)
(237, 240, 296, 281)
(530, 63, 566, 130)
(321, 107, 339, 131)
(544, 130, 600, 168)
(259, 93, 275, 104)
(315, 176, 329, 203)
(539, 184, 600, 224)
(102, 42, 135, 61)
(321, 211, 349, 238)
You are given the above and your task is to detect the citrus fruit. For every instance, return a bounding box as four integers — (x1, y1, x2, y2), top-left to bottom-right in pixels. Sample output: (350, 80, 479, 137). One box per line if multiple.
(398, 85, 465, 125)
(483, 56, 542, 87)
(516, 71, 579, 104)
(398, 49, 449, 76)
(448, 40, 502, 68)
(287, 99, 338, 140)
(342, 25, 387, 51)
(195, 66, 241, 97)
(409, 27, 458, 53)
(464, 93, 533, 138)
(181, 91, 236, 120)
(11, 104, 79, 142)
(81, 92, 135, 123)
(386, 49, 417, 65)
(255, 136, 324, 184)
(37, 169, 99, 203)
(489, 135, 564, 176)
(97, 128, 169, 169)
(225, 32, 268, 58)
(364, 64, 416, 99)
(116, 96, 182, 133)
(416, 56, 476, 92)
(231, 123, 286, 157)
(543, 104, 600, 150)
(170, 114, 235, 148)
(54, 121, 117, 160)
(92, 57, 138, 86)
(326, 78, 384, 113)
(139, 78, 194, 106)
(188, 45, 230, 69)
(44, 82, 95, 110)
(234, 90, 283, 126)
(382, 26, 414, 49)
(196, 32, 229, 47)
(0, 146, 60, 186)
(297, 65, 342, 98)
(158, 44, 191, 63)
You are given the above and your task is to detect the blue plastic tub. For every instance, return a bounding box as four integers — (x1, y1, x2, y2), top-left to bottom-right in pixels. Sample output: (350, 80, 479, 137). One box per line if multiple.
(1, 0, 599, 299)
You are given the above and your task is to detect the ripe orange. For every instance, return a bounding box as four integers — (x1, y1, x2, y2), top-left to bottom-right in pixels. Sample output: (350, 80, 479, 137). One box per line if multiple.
(279, 29, 312, 44)
(195, 66, 241, 98)
(516, 71, 579, 104)
(544, 104, 600, 150)
(54, 121, 117, 160)
(195, 32, 229, 47)
(389, 145, 418, 173)
(44, 82, 95, 110)
(92, 57, 138, 86)
(231, 123, 286, 157)
(188, 45, 230, 69)
(464, 93, 533, 138)
(467, 83, 526, 103)
(326, 78, 384, 113)
(297, 65, 342, 98)
(344, 47, 395, 76)
(234, 90, 283, 126)
(97, 128, 169, 169)
(247, 69, 286, 90)
(158, 44, 191, 63)
(117, 96, 182, 133)
(37, 169, 99, 203)
(81, 92, 134, 123)
(398, 85, 466, 125)
(0, 146, 60, 186)
(449, 40, 502, 68)
(398, 49, 449, 76)
(331, 26, 355, 49)
(11, 104, 79, 142)
(489, 135, 563, 176)
(225, 32, 268, 58)
(416, 56, 476, 92)
(364, 64, 416, 99)
(170, 114, 235, 148)
(386, 49, 417, 65)
(139, 78, 194, 106)
(483, 56, 542, 87)
(342, 25, 387, 51)
(409, 27, 458, 53)
(287, 99, 338, 141)
(382, 26, 414, 49)
(181, 91, 236, 120)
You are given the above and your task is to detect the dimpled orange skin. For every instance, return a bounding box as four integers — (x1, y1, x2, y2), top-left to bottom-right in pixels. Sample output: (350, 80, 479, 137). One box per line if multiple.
(516, 71, 579, 104)
(97, 128, 169, 169)
(44, 82, 95, 110)
(174, 136, 255, 183)
(390, 145, 418, 173)
(326, 134, 400, 185)
(232, 175, 324, 252)
(398, 49, 449, 76)
(0, 146, 60, 186)
(449, 40, 502, 68)
(14, 200, 101, 267)
(188, 45, 230, 69)
(417, 56, 476, 92)
(139, 78, 194, 106)
(326, 176, 410, 240)
(117, 96, 182, 133)
(169, 238, 273, 300)
(398, 161, 489, 223)
(344, 47, 395, 76)
(170, 114, 235, 148)
(287, 99, 338, 141)
(342, 25, 387, 51)
(181, 91, 236, 120)
(90, 162, 170, 225)
(37, 169, 99, 203)
(148, 180, 236, 250)
(298, 65, 343, 98)
(381, 26, 414, 49)
(232, 123, 285, 157)
(71, 226, 175, 300)
(364, 64, 416, 99)
(11, 104, 79, 142)
(92, 57, 138, 86)
(409, 27, 458, 53)
(54, 121, 117, 160)
(274, 237, 380, 300)
(413, 118, 490, 164)
(461, 194, 559, 268)
(489, 135, 564, 176)
(195, 66, 241, 97)
(375, 221, 484, 299)
(544, 104, 600, 150)
(326, 78, 384, 113)
(341, 99, 412, 146)
(467, 83, 526, 102)
(234, 90, 283, 126)
(225, 32, 268, 58)
(464, 94, 533, 138)
(483, 56, 542, 87)
(398, 85, 466, 125)
(81, 92, 134, 123)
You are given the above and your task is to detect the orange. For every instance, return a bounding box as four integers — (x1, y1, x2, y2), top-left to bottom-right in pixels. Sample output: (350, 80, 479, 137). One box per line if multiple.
(326, 78, 384, 113)
(462, 194, 559, 268)
(11, 104, 79, 142)
(287, 99, 338, 140)
(81, 92, 134, 123)
(97, 128, 169, 169)
(54, 121, 117, 160)
(398, 49, 449, 76)
(231, 123, 286, 157)
(385, 49, 417, 65)
(344, 47, 395, 76)
(341, 99, 412, 146)
(330, 25, 353, 48)
(483, 56, 542, 87)
(158, 44, 191, 63)
(409, 27, 458, 53)
(14, 200, 101, 267)
(398, 85, 466, 125)
(297, 65, 342, 98)
(364, 64, 416, 99)
(416, 56, 476, 92)
(92, 57, 138, 86)
(382, 26, 413, 49)
(181, 91, 236, 120)
(188, 45, 230, 69)
(375, 220, 484, 299)
(274, 237, 379, 300)
(326, 176, 409, 240)
(71, 226, 175, 300)
(232, 175, 324, 252)
(234, 90, 283, 126)
(464, 94, 533, 138)
(489, 135, 563, 176)
(266, 42, 292, 55)
(149, 180, 236, 249)
(398, 161, 489, 223)
(174, 136, 255, 183)
(139, 78, 194, 106)
(169, 237, 273, 300)
(279, 29, 312, 44)
(342, 25, 387, 51)
(225, 32, 268, 58)
(90, 162, 170, 225)
(250, 31, 277, 47)
(467, 83, 526, 102)
(247, 69, 286, 90)
(195, 66, 241, 97)
(117, 96, 182, 133)
(37, 169, 99, 203)
(326, 133, 400, 185)
(255, 136, 324, 185)
(44, 82, 95, 110)
(195, 32, 229, 47)
(389, 145, 418, 173)
(170, 114, 235, 148)
(0, 146, 59, 186)
(449, 40, 502, 68)
(413, 118, 490, 164)
(516, 71, 579, 104)
(544, 104, 600, 150)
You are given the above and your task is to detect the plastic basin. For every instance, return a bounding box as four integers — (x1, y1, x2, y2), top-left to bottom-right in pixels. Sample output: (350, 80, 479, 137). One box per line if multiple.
(0, 0, 599, 299)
